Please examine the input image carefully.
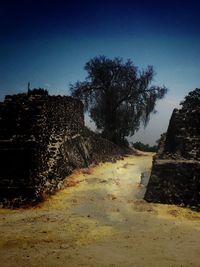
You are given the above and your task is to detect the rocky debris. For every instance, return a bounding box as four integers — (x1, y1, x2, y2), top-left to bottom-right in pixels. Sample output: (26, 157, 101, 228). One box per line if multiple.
(0, 90, 126, 207)
(145, 90, 200, 210)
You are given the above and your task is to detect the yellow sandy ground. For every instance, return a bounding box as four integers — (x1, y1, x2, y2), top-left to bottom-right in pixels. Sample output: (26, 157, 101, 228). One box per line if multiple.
(0, 152, 200, 267)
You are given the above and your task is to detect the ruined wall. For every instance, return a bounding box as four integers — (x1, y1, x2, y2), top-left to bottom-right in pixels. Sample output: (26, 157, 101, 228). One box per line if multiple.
(0, 91, 124, 206)
(145, 106, 200, 209)
(164, 108, 200, 160)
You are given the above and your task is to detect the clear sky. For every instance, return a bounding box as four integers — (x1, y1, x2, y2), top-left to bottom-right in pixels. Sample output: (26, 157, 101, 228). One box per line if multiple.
(1, 0, 200, 144)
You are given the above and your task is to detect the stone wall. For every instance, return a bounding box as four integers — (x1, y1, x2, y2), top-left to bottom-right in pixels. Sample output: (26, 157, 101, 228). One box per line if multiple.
(0, 90, 124, 206)
(164, 108, 200, 160)
(144, 103, 200, 210)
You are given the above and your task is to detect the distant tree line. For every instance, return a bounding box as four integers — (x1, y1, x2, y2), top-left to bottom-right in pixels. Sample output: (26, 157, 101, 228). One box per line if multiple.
(132, 141, 158, 152)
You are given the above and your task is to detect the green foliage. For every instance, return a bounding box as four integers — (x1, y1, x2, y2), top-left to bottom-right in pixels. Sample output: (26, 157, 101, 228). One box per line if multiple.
(132, 141, 158, 152)
(70, 55, 167, 145)
(180, 88, 200, 108)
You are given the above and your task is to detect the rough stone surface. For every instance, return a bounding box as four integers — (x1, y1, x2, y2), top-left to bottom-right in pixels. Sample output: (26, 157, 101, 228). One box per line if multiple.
(145, 106, 200, 209)
(0, 90, 125, 206)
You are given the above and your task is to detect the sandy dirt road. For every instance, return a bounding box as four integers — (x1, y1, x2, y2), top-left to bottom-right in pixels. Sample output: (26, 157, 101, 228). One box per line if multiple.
(0, 152, 200, 267)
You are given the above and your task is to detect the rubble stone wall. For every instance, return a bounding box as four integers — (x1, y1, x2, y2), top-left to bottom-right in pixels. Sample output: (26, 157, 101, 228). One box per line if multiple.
(0, 91, 124, 206)
(145, 105, 200, 209)
(164, 108, 200, 160)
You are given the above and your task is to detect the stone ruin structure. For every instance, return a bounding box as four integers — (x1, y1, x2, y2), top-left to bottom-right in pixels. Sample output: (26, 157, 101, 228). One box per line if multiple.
(145, 89, 200, 209)
(0, 89, 124, 206)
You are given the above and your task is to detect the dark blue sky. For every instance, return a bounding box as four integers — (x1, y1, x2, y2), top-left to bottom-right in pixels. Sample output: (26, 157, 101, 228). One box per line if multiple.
(0, 0, 200, 144)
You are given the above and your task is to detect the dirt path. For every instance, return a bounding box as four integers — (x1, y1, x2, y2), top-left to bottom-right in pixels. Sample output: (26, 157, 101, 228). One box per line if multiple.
(0, 152, 200, 267)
